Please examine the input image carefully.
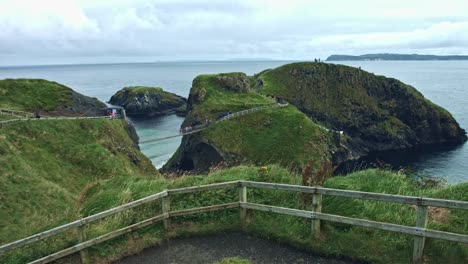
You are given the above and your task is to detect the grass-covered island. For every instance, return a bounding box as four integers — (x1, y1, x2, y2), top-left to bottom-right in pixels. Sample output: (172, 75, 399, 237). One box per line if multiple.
(0, 69, 467, 264)
(109, 86, 187, 117)
(164, 62, 466, 172)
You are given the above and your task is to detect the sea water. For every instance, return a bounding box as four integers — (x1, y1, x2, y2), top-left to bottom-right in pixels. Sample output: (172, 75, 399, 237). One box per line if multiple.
(1, 60, 467, 183)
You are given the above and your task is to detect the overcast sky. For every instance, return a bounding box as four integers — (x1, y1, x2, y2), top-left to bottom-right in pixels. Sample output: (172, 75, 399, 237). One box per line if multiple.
(1, 0, 468, 66)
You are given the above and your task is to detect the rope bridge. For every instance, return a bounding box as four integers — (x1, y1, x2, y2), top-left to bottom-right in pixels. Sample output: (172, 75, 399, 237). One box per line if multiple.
(140, 103, 289, 144)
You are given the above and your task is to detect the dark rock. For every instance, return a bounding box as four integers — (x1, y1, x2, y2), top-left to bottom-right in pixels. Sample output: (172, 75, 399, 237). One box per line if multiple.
(109, 86, 187, 117)
(215, 72, 251, 93)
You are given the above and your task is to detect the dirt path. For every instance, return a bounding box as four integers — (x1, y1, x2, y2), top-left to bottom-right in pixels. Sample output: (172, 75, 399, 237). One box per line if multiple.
(114, 232, 361, 264)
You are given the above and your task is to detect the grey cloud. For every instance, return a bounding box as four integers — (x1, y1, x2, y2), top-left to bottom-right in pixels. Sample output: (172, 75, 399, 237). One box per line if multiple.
(1, 0, 468, 65)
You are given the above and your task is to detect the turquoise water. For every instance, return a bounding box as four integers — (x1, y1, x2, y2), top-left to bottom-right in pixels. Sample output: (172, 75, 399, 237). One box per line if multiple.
(1, 61, 467, 182)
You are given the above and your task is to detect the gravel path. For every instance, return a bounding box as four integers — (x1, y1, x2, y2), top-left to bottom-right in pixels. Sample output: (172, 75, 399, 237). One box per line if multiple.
(114, 232, 360, 264)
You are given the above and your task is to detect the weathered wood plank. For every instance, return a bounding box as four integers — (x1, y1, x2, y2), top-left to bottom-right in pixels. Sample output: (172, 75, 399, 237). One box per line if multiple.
(413, 205, 428, 263)
(241, 181, 418, 205)
(421, 198, 468, 210)
(317, 212, 468, 243)
(162, 196, 171, 229)
(29, 213, 168, 264)
(239, 186, 247, 226)
(170, 202, 239, 217)
(168, 181, 240, 194)
(0, 191, 167, 254)
(311, 193, 322, 238)
(241, 203, 311, 218)
(77, 225, 89, 264)
(241, 181, 468, 209)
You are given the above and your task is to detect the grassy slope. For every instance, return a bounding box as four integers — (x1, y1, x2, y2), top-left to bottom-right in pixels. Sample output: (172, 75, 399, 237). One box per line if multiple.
(215, 257, 252, 264)
(0, 79, 73, 111)
(7, 166, 461, 264)
(258, 62, 459, 139)
(0, 119, 158, 246)
(186, 74, 273, 121)
(202, 106, 332, 166)
(167, 74, 336, 169)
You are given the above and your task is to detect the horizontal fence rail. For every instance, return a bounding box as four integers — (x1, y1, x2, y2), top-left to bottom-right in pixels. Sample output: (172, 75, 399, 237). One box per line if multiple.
(0, 115, 116, 126)
(240, 181, 468, 210)
(1, 180, 467, 264)
(0, 108, 34, 118)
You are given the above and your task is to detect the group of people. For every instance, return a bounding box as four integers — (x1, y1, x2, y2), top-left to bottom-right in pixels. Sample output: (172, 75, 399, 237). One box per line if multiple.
(108, 109, 118, 118)
(217, 111, 232, 120)
(179, 123, 205, 134)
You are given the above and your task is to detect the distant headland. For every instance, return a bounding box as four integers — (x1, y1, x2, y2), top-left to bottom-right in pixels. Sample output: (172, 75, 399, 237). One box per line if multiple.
(326, 53, 468, 61)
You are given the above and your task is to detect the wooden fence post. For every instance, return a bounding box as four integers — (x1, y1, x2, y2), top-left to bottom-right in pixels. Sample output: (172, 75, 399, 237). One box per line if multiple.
(311, 192, 322, 239)
(162, 195, 171, 230)
(77, 225, 89, 264)
(239, 186, 247, 227)
(413, 204, 428, 263)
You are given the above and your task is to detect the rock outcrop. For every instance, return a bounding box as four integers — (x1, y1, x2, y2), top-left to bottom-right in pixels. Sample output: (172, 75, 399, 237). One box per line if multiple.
(164, 63, 466, 173)
(109, 86, 187, 117)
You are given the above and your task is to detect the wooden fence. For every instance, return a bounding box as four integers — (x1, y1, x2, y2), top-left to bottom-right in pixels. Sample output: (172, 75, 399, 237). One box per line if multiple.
(0, 180, 467, 264)
(0, 109, 33, 118)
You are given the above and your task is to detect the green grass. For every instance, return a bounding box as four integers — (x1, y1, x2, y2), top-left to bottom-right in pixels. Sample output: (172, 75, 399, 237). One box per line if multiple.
(203, 105, 333, 167)
(0, 79, 73, 111)
(214, 257, 252, 264)
(187, 74, 274, 122)
(0, 118, 158, 248)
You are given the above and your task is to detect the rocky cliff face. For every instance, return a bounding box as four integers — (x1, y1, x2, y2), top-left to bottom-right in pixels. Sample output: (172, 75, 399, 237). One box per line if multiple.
(259, 62, 467, 159)
(109, 86, 187, 117)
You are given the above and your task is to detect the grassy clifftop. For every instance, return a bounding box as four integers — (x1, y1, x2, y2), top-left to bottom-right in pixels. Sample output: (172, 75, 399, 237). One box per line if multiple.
(0, 79, 106, 116)
(259, 62, 466, 154)
(164, 73, 338, 172)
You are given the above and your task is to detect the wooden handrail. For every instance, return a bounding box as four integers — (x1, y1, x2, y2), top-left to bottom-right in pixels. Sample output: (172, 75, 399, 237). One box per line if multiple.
(0, 191, 168, 254)
(1, 180, 467, 264)
(239, 180, 468, 210)
(0, 115, 116, 127)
